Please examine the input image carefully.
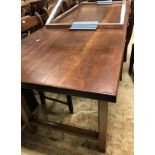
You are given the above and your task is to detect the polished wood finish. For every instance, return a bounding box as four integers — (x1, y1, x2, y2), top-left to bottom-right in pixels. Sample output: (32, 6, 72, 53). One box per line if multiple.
(46, 23, 124, 29)
(22, 25, 121, 101)
(22, 1, 131, 152)
(98, 101, 108, 153)
(21, 13, 43, 32)
(22, 0, 130, 101)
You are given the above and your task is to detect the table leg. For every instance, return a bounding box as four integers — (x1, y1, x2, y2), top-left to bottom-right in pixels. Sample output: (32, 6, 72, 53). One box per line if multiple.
(120, 60, 123, 81)
(39, 91, 46, 105)
(21, 92, 36, 133)
(66, 95, 73, 114)
(22, 88, 39, 112)
(124, 0, 134, 62)
(98, 100, 108, 153)
(129, 44, 134, 75)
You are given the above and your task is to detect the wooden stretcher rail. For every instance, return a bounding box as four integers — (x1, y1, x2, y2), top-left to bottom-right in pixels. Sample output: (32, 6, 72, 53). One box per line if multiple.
(31, 117, 99, 141)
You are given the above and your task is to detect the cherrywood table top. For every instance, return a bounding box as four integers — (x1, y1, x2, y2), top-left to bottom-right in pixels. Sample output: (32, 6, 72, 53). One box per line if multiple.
(22, 1, 130, 102)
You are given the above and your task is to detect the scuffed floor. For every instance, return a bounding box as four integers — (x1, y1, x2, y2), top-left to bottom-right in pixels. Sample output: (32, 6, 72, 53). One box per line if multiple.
(21, 38, 134, 155)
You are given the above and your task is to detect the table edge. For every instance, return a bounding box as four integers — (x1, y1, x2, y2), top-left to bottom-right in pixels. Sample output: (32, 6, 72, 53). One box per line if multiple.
(21, 82, 117, 103)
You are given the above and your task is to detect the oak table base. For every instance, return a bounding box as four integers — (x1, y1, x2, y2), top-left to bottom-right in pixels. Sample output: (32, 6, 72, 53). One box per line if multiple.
(21, 93, 108, 153)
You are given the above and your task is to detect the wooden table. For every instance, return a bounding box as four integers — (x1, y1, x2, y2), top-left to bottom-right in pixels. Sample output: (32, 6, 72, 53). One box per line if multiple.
(22, 1, 130, 152)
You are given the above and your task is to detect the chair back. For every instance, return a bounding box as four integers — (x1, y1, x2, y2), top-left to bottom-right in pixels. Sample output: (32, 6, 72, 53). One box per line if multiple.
(21, 4, 31, 17)
(21, 13, 43, 32)
(30, 0, 49, 15)
(61, 1, 69, 12)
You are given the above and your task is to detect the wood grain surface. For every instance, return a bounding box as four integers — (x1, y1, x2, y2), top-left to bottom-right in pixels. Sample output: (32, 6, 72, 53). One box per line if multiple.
(22, 1, 130, 102)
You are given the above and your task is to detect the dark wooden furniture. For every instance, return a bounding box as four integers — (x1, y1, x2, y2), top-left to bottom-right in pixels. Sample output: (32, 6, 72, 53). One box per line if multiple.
(42, 4, 54, 16)
(21, 6, 73, 113)
(38, 91, 73, 113)
(21, 13, 43, 37)
(61, 1, 69, 12)
(129, 44, 134, 81)
(30, 0, 49, 15)
(41, 6, 53, 23)
(124, 0, 134, 61)
(22, 89, 39, 112)
(41, 0, 77, 22)
(42, 4, 63, 19)
(42, 2, 65, 20)
(21, 3, 32, 17)
(21, 89, 39, 132)
(22, 1, 131, 152)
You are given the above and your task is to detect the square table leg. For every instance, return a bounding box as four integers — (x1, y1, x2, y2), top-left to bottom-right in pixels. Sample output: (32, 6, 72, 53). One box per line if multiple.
(98, 100, 108, 153)
(66, 95, 73, 114)
(21, 92, 36, 133)
(39, 91, 46, 105)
